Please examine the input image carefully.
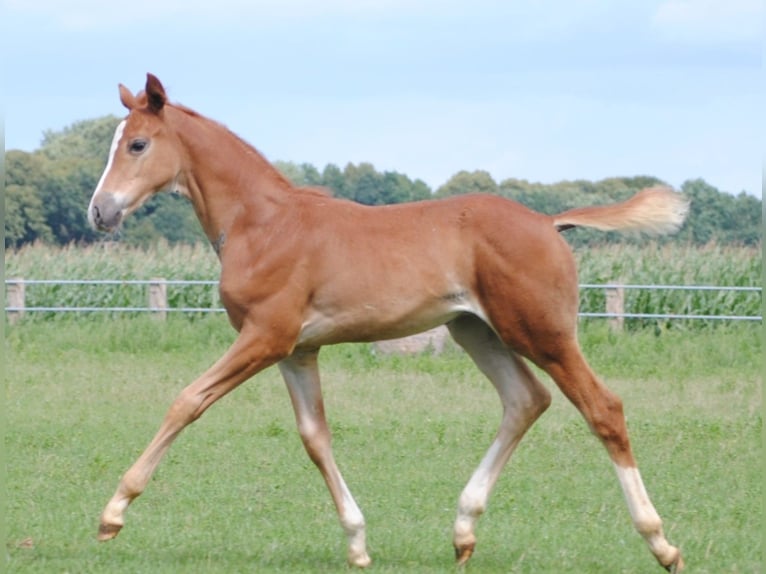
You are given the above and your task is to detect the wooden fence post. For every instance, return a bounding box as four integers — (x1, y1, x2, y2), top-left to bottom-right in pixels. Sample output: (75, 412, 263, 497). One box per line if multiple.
(148, 278, 167, 320)
(7, 278, 25, 325)
(605, 282, 625, 331)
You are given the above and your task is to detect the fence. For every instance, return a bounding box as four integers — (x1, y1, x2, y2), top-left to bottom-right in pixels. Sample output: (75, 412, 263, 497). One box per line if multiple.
(577, 283, 762, 326)
(4, 279, 221, 324)
(4, 278, 763, 329)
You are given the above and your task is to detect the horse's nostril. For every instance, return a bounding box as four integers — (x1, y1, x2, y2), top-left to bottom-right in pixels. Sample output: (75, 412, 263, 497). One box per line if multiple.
(90, 196, 123, 231)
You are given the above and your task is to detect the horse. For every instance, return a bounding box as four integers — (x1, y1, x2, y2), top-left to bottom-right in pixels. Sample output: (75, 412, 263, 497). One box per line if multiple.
(88, 74, 688, 571)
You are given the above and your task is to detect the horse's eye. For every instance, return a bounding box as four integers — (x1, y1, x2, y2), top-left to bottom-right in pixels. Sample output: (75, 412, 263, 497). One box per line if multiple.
(129, 139, 148, 154)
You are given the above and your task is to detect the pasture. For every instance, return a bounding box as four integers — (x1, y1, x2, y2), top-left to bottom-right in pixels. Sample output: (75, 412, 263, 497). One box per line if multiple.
(5, 315, 761, 573)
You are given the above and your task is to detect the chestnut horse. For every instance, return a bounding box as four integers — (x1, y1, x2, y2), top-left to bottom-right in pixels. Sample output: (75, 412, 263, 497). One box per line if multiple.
(89, 74, 688, 571)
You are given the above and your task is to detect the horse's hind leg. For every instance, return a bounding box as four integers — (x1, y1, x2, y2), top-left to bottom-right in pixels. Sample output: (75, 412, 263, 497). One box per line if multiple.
(540, 339, 684, 572)
(447, 314, 552, 565)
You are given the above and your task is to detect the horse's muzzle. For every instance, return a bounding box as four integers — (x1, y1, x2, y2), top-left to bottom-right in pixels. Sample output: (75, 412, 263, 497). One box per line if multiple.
(89, 193, 123, 231)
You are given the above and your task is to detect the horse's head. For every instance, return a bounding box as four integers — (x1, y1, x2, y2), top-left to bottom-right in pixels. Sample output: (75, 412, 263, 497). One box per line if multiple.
(88, 74, 184, 231)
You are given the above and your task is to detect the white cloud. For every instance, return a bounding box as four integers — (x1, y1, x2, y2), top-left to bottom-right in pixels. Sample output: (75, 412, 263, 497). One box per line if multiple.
(652, 0, 763, 44)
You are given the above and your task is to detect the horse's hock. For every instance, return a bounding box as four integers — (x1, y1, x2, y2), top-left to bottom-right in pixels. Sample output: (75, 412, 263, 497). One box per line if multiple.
(373, 326, 449, 355)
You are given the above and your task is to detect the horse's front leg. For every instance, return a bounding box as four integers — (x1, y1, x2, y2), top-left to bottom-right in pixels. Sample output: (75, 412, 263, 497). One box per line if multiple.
(97, 326, 289, 541)
(278, 349, 371, 568)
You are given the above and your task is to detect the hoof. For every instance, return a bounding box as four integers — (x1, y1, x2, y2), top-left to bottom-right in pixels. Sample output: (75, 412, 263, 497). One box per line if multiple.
(97, 522, 122, 541)
(454, 542, 475, 566)
(662, 549, 684, 573)
(348, 552, 372, 568)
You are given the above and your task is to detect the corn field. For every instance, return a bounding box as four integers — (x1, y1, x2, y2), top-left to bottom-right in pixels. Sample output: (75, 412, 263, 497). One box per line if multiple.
(4, 241, 762, 327)
(574, 242, 762, 327)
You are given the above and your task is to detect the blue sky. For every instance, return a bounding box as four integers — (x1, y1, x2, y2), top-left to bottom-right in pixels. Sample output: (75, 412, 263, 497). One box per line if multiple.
(4, 0, 762, 197)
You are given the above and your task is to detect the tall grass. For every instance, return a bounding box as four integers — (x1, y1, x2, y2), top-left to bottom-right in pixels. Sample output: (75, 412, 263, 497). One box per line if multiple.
(5, 242, 220, 315)
(574, 242, 762, 328)
(4, 241, 762, 324)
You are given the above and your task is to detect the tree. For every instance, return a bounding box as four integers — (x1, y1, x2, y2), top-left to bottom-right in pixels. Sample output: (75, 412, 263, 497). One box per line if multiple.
(123, 194, 206, 246)
(38, 157, 101, 244)
(39, 116, 122, 162)
(678, 179, 761, 246)
(378, 171, 431, 204)
(340, 162, 378, 204)
(274, 161, 308, 186)
(5, 151, 53, 246)
(274, 161, 326, 188)
(300, 162, 323, 186)
(5, 184, 53, 247)
(5, 115, 761, 249)
(435, 170, 497, 197)
(321, 163, 346, 197)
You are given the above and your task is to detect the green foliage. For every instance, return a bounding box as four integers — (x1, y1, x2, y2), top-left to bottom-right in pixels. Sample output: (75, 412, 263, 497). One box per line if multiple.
(38, 155, 101, 244)
(39, 115, 124, 161)
(5, 152, 54, 248)
(273, 160, 323, 187)
(677, 179, 763, 245)
(275, 160, 431, 205)
(120, 194, 206, 247)
(5, 184, 53, 247)
(574, 242, 762, 329)
(5, 117, 761, 249)
(434, 169, 498, 197)
(5, 243, 220, 317)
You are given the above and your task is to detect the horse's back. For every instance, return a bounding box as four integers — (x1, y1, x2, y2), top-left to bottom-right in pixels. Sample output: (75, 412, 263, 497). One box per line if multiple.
(289, 192, 579, 349)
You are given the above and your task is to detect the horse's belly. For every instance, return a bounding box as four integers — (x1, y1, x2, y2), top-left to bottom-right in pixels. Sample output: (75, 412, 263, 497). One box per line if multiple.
(295, 292, 484, 347)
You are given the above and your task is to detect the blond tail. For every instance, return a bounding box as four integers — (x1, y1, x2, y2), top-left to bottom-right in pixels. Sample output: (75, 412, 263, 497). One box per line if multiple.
(552, 186, 690, 235)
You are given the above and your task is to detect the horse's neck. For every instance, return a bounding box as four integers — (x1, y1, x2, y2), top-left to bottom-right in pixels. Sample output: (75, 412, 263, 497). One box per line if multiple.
(172, 108, 293, 246)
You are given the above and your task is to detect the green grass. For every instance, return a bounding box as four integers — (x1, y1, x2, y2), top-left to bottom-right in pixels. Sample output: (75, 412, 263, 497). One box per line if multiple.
(5, 317, 762, 573)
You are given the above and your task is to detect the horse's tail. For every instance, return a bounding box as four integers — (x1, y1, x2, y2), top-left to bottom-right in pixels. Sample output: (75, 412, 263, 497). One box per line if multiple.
(552, 186, 690, 235)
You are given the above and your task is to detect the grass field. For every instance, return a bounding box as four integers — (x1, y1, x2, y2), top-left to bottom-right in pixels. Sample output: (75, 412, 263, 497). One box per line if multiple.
(5, 316, 761, 573)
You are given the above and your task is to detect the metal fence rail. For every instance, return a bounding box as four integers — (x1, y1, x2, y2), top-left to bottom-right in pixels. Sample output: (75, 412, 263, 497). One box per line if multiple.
(4, 278, 763, 322)
(577, 283, 762, 322)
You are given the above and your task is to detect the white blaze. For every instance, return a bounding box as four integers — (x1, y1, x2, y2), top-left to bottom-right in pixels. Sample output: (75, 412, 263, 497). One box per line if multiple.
(88, 120, 127, 226)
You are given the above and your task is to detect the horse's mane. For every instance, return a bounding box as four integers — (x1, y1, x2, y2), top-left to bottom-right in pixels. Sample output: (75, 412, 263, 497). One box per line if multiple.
(170, 102, 273, 162)
(297, 186, 333, 198)
(132, 89, 335, 199)
(165, 98, 308, 193)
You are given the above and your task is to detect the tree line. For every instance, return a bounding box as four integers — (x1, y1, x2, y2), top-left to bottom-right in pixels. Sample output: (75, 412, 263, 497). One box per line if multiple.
(5, 115, 762, 249)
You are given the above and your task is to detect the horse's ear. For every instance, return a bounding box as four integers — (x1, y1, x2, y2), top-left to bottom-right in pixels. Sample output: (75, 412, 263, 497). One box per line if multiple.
(145, 73, 167, 113)
(119, 84, 137, 110)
